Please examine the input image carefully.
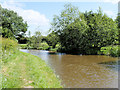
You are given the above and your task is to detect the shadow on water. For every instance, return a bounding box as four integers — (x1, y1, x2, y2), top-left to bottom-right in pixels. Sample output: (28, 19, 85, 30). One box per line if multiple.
(98, 59, 120, 71)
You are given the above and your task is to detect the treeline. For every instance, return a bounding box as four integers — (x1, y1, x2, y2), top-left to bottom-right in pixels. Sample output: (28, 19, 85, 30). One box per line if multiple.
(20, 31, 59, 51)
(1, 4, 119, 56)
(50, 4, 119, 55)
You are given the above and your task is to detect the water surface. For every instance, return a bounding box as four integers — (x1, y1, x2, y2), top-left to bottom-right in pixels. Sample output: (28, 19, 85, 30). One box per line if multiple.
(21, 49, 119, 88)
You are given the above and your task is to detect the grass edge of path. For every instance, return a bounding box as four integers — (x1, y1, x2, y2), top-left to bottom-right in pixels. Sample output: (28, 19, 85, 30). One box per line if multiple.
(1, 51, 63, 88)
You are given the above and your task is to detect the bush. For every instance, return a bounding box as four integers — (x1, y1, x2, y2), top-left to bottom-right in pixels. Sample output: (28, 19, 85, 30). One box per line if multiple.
(40, 42, 49, 50)
(100, 46, 112, 55)
(0, 37, 2, 62)
(48, 43, 61, 52)
(100, 45, 120, 57)
(55, 43, 61, 49)
(49, 48, 57, 52)
(110, 46, 120, 57)
(2, 38, 18, 61)
(19, 44, 27, 49)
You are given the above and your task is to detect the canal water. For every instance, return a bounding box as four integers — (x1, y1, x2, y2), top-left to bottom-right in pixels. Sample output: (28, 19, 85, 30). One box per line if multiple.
(21, 49, 119, 88)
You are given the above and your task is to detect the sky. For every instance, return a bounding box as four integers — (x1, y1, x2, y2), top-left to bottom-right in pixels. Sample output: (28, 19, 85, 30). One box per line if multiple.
(0, 0, 119, 36)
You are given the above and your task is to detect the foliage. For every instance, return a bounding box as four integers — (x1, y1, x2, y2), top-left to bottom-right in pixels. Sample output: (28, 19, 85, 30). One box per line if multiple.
(27, 31, 42, 49)
(49, 48, 57, 52)
(16, 35, 28, 44)
(100, 45, 120, 57)
(46, 31, 59, 48)
(1, 6, 28, 39)
(55, 43, 61, 50)
(2, 51, 62, 88)
(27, 31, 32, 48)
(19, 44, 27, 49)
(100, 46, 112, 55)
(39, 42, 49, 50)
(83, 9, 118, 50)
(110, 46, 120, 57)
(26, 32, 50, 50)
(0, 37, 2, 64)
(115, 15, 120, 45)
(2, 38, 18, 62)
(48, 43, 61, 52)
(51, 4, 118, 54)
(116, 15, 120, 28)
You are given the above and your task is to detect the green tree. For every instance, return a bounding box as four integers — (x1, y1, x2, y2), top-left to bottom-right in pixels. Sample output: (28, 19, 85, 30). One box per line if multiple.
(46, 31, 59, 48)
(51, 4, 118, 54)
(1, 7, 28, 39)
(30, 31, 42, 49)
(51, 4, 83, 53)
(27, 31, 31, 48)
(115, 15, 120, 45)
(83, 9, 118, 54)
(51, 4, 80, 34)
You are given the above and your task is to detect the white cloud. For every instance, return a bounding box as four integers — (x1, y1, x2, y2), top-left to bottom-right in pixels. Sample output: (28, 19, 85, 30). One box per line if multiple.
(21, 10, 49, 26)
(1, 1, 50, 36)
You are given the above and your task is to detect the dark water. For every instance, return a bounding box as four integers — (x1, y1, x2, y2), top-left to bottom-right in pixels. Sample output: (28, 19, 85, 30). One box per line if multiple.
(21, 49, 119, 88)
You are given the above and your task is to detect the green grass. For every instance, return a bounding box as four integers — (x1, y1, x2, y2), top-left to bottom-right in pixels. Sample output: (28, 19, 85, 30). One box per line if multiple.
(2, 51, 62, 88)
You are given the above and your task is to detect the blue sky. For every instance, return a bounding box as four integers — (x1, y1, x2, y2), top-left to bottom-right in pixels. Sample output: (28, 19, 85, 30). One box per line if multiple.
(0, 0, 119, 36)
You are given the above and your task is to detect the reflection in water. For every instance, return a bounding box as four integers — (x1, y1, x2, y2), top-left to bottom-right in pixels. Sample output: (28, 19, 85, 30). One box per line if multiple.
(21, 49, 118, 88)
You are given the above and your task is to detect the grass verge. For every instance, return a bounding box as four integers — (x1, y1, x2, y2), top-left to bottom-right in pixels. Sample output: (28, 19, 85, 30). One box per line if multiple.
(2, 51, 62, 88)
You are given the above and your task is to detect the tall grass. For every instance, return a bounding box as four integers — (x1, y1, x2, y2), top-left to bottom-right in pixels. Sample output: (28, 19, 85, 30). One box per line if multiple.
(0, 37, 2, 90)
(2, 38, 18, 62)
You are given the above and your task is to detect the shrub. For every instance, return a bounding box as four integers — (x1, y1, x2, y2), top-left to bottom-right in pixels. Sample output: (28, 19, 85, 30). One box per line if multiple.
(100, 45, 119, 57)
(49, 48, 57, 52)
(19, 44, 27, 49)
(0, 37, 2, 61)
(40, 42, 49, 50)
(2, 38, 18, 62)
(55, 43, 61, 49)
(110, 46, 119, 57)
(100, 46, 112, 55)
